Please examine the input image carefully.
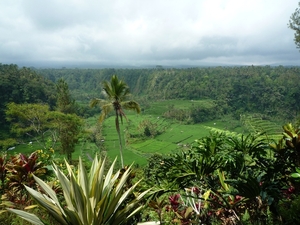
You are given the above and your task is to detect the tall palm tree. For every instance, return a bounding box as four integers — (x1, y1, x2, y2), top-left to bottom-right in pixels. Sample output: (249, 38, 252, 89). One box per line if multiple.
(90, 75, 141, 167)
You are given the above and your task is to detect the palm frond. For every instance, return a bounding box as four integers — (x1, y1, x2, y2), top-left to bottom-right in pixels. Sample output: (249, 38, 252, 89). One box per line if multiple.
(90, 98, 109, 108)
(122, 101, 141, 114)
(99, 103, 114, 123)
(102, 80, 114, 99)
(104, 75, 131, 101)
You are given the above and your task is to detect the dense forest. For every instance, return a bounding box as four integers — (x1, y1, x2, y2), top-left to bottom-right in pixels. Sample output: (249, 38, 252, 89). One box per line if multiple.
(35, 65, 300, 121)
(0, 64, 56, 138)
(1, 64, 300, 129)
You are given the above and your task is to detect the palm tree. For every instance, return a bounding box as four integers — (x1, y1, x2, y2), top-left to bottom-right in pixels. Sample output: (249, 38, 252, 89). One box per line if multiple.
(90, 75, 141, 167)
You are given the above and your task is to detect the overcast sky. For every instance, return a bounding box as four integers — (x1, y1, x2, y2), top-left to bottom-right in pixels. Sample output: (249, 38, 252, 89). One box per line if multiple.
(0, 0, 299, 67)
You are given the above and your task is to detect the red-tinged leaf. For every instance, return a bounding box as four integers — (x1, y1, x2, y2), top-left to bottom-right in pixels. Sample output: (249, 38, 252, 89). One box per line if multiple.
(23, 163, 32, 173)
(20, 154, 28, 163)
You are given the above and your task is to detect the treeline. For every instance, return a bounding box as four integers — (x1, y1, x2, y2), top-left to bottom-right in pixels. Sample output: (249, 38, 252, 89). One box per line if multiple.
(36, 65, 300, 120)
(1, 63, 300, 128)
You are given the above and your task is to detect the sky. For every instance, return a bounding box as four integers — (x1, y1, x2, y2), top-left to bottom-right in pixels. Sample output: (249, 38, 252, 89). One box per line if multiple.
(0, 0, 299, 68)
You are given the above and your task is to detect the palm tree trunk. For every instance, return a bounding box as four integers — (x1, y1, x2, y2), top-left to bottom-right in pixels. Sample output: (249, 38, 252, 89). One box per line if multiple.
(67, 152, 72, 164)
(115, 115, 124, 168)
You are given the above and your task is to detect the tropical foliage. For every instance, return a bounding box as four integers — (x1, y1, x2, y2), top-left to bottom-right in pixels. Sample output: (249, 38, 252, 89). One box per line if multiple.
(55, 78, 76, 114)
(1, 152, 48, 208)
(143, 128, 300, 224)
(5, 102, 83, 162)
(8, 156, 150, 225)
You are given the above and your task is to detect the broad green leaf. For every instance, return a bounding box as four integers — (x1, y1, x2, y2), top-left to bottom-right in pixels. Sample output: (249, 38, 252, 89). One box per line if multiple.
(217, 170, 229, 191)
(70, 174, 87, 224)
(78, 158, 89, 198)
(32, 175, 60, 206)
(291, 173, 300, 178)
(24, 187, 68, 225)
(7, 208, 45, 225)
(53, 164, 74, 211)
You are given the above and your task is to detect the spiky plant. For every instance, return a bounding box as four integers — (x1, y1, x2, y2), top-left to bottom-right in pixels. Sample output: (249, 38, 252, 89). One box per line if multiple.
(8, 156, 150, 225)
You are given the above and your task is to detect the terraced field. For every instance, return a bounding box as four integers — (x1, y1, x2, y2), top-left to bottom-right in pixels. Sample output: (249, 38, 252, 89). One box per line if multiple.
(101, 116, 214, 166)
(7, 99, 284, 167)
(100, 99, 235, 165)
(99, 100, 285, 166)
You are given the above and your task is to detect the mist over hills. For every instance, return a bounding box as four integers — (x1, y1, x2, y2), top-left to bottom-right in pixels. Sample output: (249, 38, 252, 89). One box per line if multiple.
(9, 60, 300, 69)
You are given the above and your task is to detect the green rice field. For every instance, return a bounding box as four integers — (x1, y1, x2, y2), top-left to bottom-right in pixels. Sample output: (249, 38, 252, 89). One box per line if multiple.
(5, 99, 284, 166)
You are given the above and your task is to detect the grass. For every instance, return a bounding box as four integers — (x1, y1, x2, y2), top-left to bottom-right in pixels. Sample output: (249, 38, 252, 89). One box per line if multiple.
(4, 99, 285, 167)
(5, 141, 43, 157)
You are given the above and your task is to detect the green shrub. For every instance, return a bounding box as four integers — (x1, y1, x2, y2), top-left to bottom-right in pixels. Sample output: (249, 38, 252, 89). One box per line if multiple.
(278, 195, 300, 224)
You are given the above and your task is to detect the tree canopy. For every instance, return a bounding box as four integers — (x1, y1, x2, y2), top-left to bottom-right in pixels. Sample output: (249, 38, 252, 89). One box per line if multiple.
(0, 64, 56, 130)
(56, 78, 76, 114)
(289, 2, 300, 49)
(37, 66, 300, 121)
(5, 103, 55, 149)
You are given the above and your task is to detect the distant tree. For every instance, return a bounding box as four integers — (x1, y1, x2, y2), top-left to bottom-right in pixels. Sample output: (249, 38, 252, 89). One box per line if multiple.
(5, 103, 56, 149)
(52, 112, 83, 163)
(6, 102, 82, 162)
(289, 2, 300, 49)
(56, 78, 75, 114)
(55, 79, 83, 163)
(90, 75, 141, 167)
(138, 119, 164, 138)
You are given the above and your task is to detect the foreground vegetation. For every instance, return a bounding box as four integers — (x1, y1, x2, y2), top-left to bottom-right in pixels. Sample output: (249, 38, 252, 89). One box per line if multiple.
(1, 122, 300, 224)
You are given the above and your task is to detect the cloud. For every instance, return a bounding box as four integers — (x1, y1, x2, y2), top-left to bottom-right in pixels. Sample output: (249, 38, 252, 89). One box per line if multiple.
(0, 0, 299, 67)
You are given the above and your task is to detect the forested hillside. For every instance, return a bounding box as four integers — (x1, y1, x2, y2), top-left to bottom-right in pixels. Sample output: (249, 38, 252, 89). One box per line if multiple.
(1, 63, 300, 129)
(0, 64, 56, 131)
(36, 65, 300, 120)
